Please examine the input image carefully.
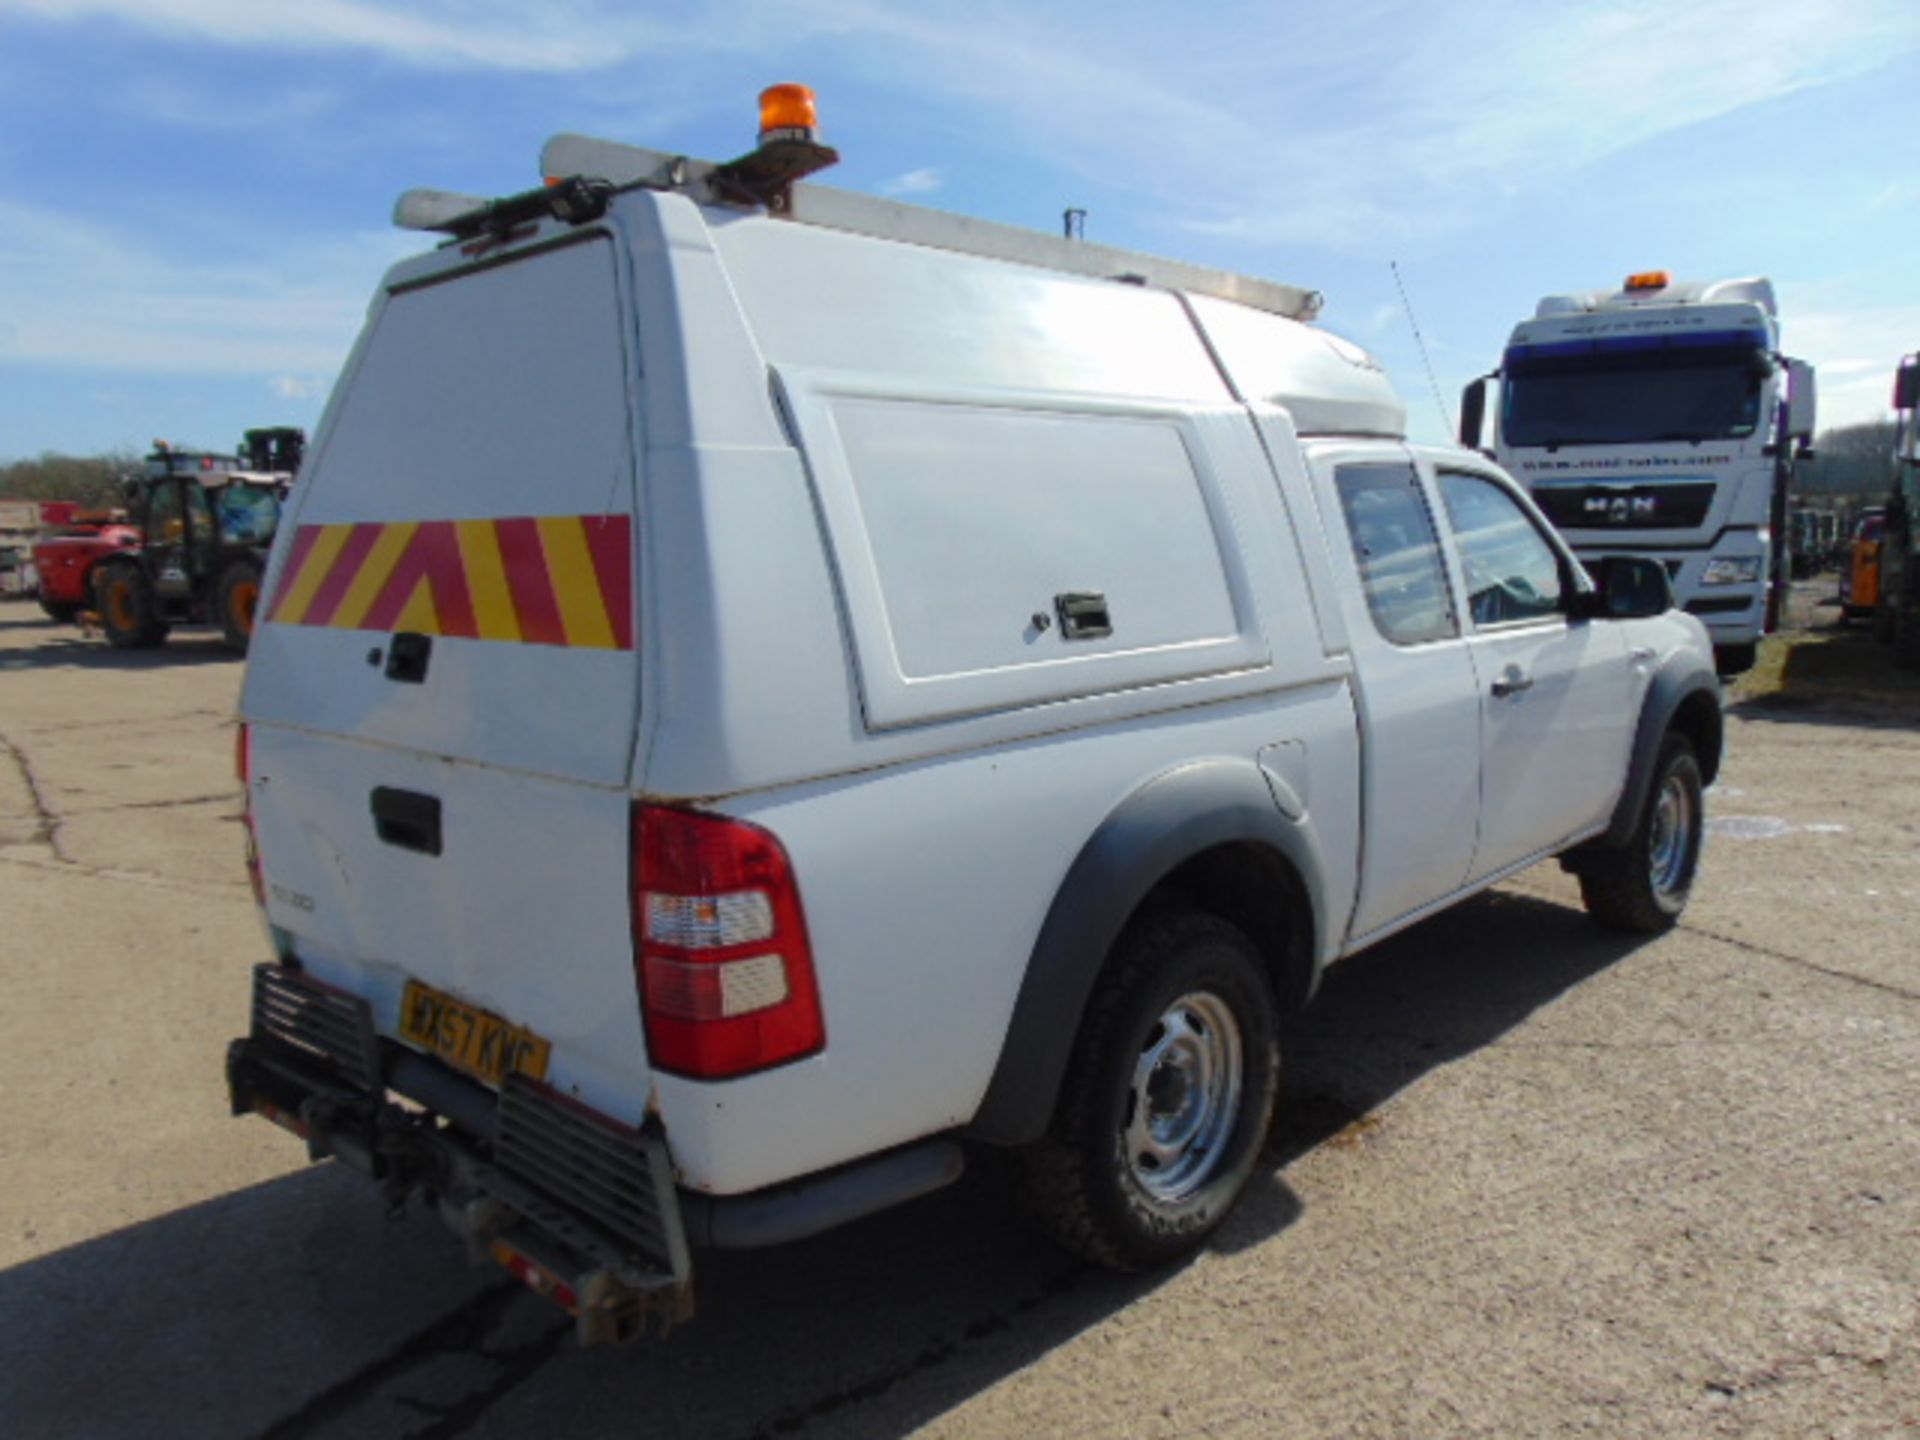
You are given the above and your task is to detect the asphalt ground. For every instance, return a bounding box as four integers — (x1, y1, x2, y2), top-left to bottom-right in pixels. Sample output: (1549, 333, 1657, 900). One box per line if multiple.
(1, 586, 1916, 1439)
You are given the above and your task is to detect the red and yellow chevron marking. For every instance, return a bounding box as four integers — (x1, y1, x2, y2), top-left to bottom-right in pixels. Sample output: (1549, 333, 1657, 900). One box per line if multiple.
(266, 515, 633, 650)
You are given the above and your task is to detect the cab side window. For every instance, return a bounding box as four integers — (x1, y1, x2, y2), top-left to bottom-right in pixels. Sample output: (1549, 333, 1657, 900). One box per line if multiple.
(184, 483, 213, 547)
(148, 482, 186, 545)
(1334, 463, 1458, 646)
(1438, 471, 1564, 627)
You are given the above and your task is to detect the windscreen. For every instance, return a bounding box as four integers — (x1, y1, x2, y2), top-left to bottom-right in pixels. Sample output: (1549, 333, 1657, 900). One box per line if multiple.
(215, 481, 281, 544)
(1502, 334, 1770, 448)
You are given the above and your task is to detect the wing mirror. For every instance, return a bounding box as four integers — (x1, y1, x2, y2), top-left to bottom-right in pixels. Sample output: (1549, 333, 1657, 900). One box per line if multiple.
(1459, 373, 1496, 453)
(1895, 357, 1920, 413)
(1569, 555, 1673, 620)
(1783, 359, 1817, 455)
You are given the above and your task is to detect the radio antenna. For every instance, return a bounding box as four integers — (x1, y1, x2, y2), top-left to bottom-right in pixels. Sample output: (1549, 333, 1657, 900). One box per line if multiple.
(1391, 259, 1452, 439)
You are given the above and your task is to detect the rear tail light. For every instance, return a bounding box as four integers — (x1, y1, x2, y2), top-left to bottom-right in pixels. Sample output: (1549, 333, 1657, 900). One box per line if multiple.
(632, 805, 824, 1079)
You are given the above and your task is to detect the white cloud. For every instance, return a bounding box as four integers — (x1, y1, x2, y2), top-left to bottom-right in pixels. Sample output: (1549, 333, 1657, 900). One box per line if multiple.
(784, 0, 1920, 250)
(15, 2, 1916, 255)
(2, 0, 646, 71)
(1777, 290, 1920, 431)
(879, 167, 943, 197)
(0, 201, 410, 377)
(111, 77, 342, 133)
(270, 375, 329, 400)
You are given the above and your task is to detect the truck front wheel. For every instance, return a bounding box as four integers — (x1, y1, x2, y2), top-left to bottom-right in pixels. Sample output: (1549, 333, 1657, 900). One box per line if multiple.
(94, 563, 168, 649)
(1579, 733, 1703, 934)
(217, 560, 265, 653)
(1016, 910, 1280, 1271)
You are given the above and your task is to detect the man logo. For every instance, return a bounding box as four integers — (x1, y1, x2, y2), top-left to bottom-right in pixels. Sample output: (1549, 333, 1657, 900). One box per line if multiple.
(1584, 492, 1658, 524)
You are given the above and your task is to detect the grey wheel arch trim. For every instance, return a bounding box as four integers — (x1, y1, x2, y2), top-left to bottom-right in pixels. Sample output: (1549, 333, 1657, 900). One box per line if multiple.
(1594, 653, 1723, 853)
(966, 759, 1326, 1147)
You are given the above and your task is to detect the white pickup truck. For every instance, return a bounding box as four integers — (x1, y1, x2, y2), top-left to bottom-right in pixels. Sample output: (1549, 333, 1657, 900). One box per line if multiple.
(226, 95, 1722, 1344)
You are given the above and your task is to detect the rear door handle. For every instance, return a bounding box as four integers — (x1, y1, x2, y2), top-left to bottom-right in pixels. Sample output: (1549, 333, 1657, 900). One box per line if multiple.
(371, 787, 442, 855)
(1490, 668, 1534, 699)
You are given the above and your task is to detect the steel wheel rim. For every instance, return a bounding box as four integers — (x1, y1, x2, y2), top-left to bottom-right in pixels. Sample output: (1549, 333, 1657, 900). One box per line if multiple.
(1649, 771, 1695, 899)
(1124, 990, 1243, 1202)
(107, 581, 135, 630)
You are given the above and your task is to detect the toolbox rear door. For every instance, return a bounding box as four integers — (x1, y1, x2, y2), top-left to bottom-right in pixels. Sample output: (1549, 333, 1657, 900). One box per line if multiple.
(240, 233, 652, 1121)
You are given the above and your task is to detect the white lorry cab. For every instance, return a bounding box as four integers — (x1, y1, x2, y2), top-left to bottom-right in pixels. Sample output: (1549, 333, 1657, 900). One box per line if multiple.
(229, 89, 1723, 1344)
(1461, 273, 1817, 676)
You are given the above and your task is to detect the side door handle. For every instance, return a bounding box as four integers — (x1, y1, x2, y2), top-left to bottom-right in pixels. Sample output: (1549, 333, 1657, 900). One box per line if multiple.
(1490, 666, 1534, 699)
(1629, 645, 1657, 665)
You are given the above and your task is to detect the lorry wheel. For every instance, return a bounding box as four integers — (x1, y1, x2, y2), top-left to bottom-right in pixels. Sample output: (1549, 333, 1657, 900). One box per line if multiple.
(1579, 733, 1703, 934)
(1894, 603, 1920, 672)
(1713, 642, 1755, 677)
(218, 560, 264, 653)
(1016, 910, 1280, 1271)
(94, 563, 168, 649)
(37, 596, 79, 623)
(1872, 602, 1896, 645)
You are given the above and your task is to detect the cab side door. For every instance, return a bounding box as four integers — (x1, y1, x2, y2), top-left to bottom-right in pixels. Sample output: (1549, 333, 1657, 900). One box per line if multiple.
(143, 478, 198, 604)
(1425, 461, 1634, 881)
(1308, 445, 1483, 942)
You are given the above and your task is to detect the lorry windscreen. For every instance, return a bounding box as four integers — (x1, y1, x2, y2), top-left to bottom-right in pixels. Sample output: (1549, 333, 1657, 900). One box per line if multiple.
(1502, 337, 1768, 448)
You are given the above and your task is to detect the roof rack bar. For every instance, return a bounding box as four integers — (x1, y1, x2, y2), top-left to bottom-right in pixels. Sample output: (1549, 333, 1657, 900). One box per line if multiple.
(534, 133, 1323, 322)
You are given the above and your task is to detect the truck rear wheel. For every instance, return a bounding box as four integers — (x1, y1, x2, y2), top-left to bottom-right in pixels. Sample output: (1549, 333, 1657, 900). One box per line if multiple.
(1873, 602, 1896, 645)
(1579, 733, 1702, 934)
(1015, 910, 1280, 1270)
(1893, 598, 1920, 671)
(94, 563, 168, 649)
(218, 560, 265, 653)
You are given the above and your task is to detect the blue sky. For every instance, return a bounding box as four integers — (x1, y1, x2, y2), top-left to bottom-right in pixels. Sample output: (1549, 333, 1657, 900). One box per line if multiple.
(2, 0, 1917, 461)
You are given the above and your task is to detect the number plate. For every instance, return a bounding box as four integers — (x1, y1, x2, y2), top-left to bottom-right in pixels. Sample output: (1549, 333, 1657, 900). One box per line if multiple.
(399, 980, 551, 1089)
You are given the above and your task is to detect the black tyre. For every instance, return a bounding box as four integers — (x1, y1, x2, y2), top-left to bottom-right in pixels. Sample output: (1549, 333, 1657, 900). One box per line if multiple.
(1872, 601, 1896, 645)
(37, 595, 79, 623)
(1713, 642, 1755, 677)
(217, 559, 264, 653)
(94, 562, 168, 649)
(1894, 600, 1920, 672)
(1016, 910, 1281, 1270)
(1579, 733, 1703, 934)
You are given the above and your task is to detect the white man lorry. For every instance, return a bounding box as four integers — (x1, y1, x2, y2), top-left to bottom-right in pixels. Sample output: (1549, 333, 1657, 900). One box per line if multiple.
(224, 87, 1722, 1344)
(1461, 273, 1816, 675)
(1881, 354, 1920, 663)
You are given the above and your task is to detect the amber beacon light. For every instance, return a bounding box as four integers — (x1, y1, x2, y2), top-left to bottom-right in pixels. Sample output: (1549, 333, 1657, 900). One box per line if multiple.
(1624, 269, 1672, 292)
(758, 84, 820, 144)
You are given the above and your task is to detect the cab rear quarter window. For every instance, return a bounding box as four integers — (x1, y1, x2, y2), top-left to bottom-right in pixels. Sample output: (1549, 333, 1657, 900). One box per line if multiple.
(1332, 462, 1458, 647)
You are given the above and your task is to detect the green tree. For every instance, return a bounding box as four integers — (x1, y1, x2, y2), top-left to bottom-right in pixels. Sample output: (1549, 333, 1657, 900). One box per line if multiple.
(0, 450, 137, 508)
(1795, 421, 1898, 503)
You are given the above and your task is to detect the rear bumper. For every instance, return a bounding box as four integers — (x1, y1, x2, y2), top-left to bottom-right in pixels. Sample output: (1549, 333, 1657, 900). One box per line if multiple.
(229, 964, 967, 1343)
(228, 964, 693, 1346)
